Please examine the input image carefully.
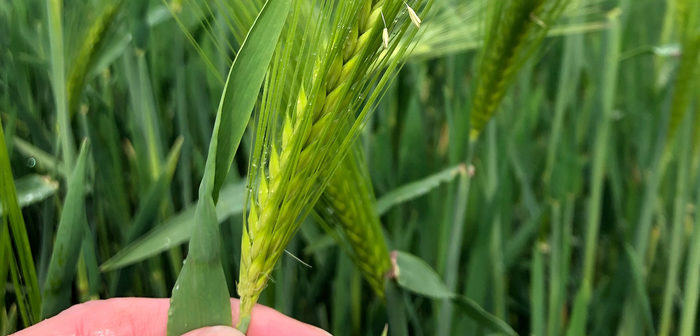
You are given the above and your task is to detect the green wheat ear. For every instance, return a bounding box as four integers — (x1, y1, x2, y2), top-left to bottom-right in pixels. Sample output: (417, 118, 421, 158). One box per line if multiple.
(67, 0, 123, 117)
(237, 0, 427, 331)
(169, 0, 424, 309)
(469, 0, 569, 140)
(316, 149, 392, 297)
(237, 0, 387, 324)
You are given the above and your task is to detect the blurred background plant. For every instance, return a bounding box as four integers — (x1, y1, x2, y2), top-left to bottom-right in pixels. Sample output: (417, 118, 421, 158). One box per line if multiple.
(1, 0, 699, 335)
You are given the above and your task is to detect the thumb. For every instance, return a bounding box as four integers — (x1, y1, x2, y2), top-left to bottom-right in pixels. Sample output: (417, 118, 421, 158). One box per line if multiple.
(183, 326, 244, 336)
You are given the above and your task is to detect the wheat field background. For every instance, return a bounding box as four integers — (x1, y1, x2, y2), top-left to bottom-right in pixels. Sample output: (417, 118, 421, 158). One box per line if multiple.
(1, 0, 699, 335)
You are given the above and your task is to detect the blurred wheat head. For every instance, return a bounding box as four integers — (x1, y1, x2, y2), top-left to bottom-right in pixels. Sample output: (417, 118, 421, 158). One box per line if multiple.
(316, 149, 392, 297)
(469, 0, 570, 140)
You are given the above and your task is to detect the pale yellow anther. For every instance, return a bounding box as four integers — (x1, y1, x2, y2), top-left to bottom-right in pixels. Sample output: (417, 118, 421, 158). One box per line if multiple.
(380, 11, 389, 49)
(382, 28, 389, 49)
(405, 2, 421, 28)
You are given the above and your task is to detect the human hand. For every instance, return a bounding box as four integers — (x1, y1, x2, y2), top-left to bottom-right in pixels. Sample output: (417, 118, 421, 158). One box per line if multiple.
(12, 298, 331, 336)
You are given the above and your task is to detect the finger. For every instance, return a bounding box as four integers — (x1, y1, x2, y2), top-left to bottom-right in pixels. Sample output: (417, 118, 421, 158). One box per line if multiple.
(11, 298, 169, 336)
(237, 300, 331, 336)
(11, 298, 331, 336)
(183, 326, 243, 336)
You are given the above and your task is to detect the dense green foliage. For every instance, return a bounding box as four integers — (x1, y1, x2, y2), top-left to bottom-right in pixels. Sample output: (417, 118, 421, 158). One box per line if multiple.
(1, 0, 699, 335)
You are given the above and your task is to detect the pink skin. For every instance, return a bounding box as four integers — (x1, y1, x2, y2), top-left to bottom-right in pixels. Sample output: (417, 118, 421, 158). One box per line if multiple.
(12, 298, 330, 336)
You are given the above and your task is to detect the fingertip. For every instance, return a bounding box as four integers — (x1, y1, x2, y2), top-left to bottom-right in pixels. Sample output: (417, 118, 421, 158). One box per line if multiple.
(183, 326, 244, 336)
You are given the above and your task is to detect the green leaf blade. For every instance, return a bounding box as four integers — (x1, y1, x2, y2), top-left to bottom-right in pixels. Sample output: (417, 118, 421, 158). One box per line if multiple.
(376, 164, 465, 215)
(167, 196, 232, 336)
(394, 251, 453, 299)
(0, 175, 58, 216)
(209, 0, 292, 201)
(100, 181, 246, 272)
(41, 140, 90, 319)
(0, 121, 42, 326)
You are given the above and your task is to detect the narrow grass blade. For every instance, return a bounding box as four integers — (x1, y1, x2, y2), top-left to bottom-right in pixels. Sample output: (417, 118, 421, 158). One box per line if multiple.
(622, 244, 656, 335)
(680, 174, 700, 336)
(0, 122, 41, 326)
(41, 140, 90, 319)
(658, 100, 695, 336)
(0, 175, 58, 216)
(531, 242, 545, 336)
(46, 0, 75, 171)
(0, 226, 9, 313)
(126, 137, 183, 241)
(206, 0, 291, 202)
(665, 19, 700, 144)
(375, 164, 467, 215)
(385, 279, 407, 336)
(1, 301, 18, 335)
(109, 138, 183, 295)
(566, 7, 624, 335)
(99, 181, 246, 272)
(438, 149, 474, 336)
